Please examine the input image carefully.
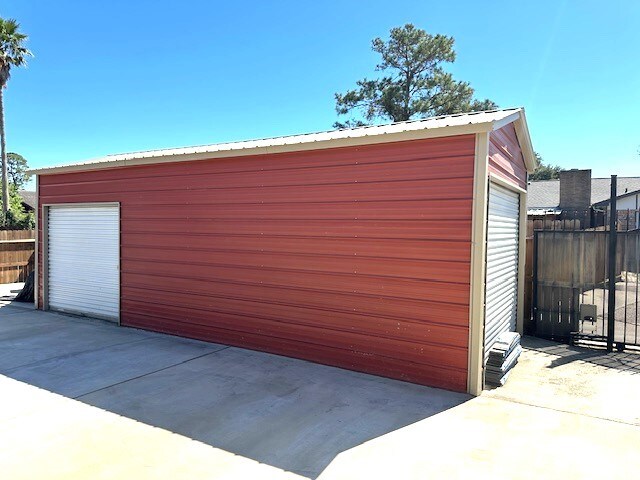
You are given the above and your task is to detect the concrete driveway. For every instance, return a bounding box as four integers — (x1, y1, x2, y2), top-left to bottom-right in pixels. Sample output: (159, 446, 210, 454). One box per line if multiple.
(4, 293, 640, 479)
(0, 299, 468, 478)
(320, 337, 640, 479)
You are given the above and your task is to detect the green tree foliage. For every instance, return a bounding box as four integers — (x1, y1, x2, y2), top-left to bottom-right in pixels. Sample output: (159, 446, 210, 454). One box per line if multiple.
(3, 183, 34, 229)
(334, 24, 497, 128)
(7, 152, 29, 188)
(0, 18, 32, 223)
(529, 153, 562, 180)
(0, 152, 34, 229)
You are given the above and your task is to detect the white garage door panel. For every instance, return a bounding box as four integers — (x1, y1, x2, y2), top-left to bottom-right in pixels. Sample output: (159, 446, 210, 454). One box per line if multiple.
(48, 205, 120, 321)
(484, 183, 520, 363)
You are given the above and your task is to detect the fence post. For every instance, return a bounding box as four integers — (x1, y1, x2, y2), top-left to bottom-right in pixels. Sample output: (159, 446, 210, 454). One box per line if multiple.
(607, 175, 617, 352)
(532, 230, 539, 335)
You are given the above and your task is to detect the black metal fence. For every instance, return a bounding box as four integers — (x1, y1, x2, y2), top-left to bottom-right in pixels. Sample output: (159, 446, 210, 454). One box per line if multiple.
(533, 230, 640, 349)
(531, 176, 640, 351)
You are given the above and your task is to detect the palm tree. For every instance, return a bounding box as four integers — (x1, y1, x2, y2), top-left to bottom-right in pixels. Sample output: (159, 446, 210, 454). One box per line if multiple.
(0, 19, 32, 219)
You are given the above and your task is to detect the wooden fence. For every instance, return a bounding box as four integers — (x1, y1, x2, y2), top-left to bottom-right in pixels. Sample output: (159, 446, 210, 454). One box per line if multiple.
(532, 229, 640, 343)
(523, 219, 581, 334)
(0, 229, 35, 284)
(524, 212, 640, 334)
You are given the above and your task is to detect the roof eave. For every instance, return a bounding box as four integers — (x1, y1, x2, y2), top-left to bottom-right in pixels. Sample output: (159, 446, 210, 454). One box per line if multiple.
(30, 120, 497, 176)
(509, 109, 537, 173)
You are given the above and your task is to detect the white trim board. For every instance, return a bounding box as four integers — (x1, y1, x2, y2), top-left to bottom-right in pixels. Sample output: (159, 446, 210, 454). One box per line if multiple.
(467, 132, 490, 396)
(30, 109, 537, 176)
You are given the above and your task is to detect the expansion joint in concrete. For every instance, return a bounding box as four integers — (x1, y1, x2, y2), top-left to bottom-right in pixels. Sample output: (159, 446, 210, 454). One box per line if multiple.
(74, 346, 230, 399)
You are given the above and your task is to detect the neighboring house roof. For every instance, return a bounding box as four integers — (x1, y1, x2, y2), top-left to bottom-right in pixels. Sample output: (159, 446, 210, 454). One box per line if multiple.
(586, 177, 640, 204)
(526, 179, 560, 209)
(527, 177, 640, 209)
(30, 108, 537, 175)
(592, 186, 640, 207)
(18, 190, 37, 210)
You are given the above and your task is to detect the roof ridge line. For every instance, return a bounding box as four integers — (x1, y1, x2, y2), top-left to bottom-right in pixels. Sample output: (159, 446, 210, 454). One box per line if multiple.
(30, 108, 527, 175)
(103, 107, 522, 159)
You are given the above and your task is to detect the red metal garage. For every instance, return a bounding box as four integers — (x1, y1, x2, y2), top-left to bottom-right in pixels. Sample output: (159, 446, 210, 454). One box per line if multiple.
(33, 108, 536, 394)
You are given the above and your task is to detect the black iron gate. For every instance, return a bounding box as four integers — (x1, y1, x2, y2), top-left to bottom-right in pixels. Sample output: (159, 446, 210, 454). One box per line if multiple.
(533, 230, 640, 349)
(532, 177, 640, 351)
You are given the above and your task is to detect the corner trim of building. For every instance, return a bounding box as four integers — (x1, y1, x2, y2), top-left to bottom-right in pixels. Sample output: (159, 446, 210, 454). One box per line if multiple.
(467, 132, 490, 396)
(516, 187, 528, 334)
(41, 202, 49, 311)
(34, 174, 39, 309)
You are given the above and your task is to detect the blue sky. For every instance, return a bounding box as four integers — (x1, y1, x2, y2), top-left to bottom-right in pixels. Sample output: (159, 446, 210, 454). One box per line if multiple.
(2, 0, 639, 186)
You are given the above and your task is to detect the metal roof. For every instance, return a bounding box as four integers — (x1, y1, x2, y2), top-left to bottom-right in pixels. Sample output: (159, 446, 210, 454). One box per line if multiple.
(527, 177, 640, 209)
(31, 108, 535, 175)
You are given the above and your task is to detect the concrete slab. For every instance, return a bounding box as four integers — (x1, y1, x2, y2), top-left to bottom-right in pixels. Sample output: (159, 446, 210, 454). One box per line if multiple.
(0, 312, 156, 369)
(484, 337, 640, 425)
(0, 376, 304, 480)
(319, 395, 640, 480)
(0, 308, 468, 479)
(6, 307, 638, 479)
(79, 347, 468, 477)
(320, 336, 640, 479)
(5, 336, 226, 397)
(0, 297, 35, 314)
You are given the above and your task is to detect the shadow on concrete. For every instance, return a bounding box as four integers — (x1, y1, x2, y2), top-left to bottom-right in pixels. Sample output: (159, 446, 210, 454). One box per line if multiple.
(0, 283, 35, 316)
(0, 306, 469, 478)
(522, 336, 640, 374)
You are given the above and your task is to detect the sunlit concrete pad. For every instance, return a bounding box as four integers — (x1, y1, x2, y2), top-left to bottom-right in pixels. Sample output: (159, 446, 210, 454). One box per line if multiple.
(484, 337, 640, 425)
(320, 337, 640, 479)
(319, 396, 640, 480)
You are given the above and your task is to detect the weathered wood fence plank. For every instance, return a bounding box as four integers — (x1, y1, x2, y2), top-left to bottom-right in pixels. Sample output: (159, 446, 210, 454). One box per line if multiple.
(0, 230, 35, 284)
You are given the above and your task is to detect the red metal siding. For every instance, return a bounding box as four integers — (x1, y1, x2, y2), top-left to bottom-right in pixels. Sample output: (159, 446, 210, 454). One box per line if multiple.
(37, 135, 475, 392)
(489, 124, 527, 189)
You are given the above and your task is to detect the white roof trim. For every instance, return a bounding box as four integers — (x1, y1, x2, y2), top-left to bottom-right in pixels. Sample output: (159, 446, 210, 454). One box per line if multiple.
(31, 108, 531, 175)
(510, 109, 537, 173)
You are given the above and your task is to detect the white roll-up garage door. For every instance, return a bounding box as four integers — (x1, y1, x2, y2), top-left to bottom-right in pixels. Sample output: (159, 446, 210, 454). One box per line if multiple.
(484, 183, 520, 362)
(47, 204, 120, 321)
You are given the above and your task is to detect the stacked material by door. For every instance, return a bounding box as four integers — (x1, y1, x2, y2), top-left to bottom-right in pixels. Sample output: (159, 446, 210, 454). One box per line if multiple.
(485, 332, 522, 387)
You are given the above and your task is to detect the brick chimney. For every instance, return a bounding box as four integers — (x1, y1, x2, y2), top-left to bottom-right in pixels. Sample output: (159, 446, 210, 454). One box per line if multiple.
(559, 169, 592, 210)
